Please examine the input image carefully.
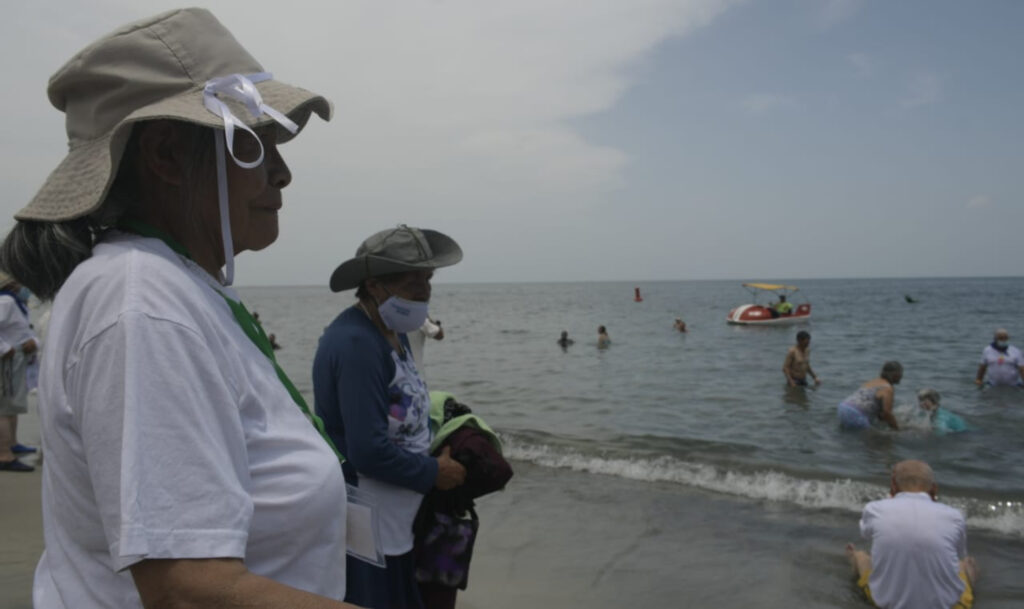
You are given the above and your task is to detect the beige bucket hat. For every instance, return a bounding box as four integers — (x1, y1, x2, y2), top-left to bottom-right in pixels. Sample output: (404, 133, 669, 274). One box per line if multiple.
(330, 225, 463, 292)
(16, 7, 332, 222)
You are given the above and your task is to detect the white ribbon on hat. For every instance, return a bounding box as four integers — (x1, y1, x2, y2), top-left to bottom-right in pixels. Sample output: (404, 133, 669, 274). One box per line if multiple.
(203, 72, 299, 285)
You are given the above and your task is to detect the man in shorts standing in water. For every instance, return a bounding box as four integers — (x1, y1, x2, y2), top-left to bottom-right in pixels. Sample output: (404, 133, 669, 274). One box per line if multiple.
(783, 331, 819, 387)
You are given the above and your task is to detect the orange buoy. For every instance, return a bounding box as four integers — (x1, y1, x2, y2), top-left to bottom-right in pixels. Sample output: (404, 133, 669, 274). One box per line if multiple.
(634, 287, 643, 302)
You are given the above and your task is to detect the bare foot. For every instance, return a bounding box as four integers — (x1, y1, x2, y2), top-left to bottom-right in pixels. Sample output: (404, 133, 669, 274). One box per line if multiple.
(845, 543, 871, 578)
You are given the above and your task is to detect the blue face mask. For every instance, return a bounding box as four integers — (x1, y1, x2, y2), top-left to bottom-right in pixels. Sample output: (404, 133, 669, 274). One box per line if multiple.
(996, 340, 1009, 349)
(378, 295, 429, 334)
(16, 287, 31, 303)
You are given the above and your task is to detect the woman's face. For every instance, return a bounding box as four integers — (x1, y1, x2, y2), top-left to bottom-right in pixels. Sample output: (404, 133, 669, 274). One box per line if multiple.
(218, 127, 292, 254)
(383, 270, 433, 303)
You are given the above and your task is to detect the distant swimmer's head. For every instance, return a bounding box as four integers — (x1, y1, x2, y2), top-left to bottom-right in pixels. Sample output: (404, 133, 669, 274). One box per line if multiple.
(890, 460, 937, 498)
(917, 388, 941, 412)
(560, 330, 569, 339)
(598, 325, 607, 334)
(880, 361, 903, 385)
(796, 330, 810, 346)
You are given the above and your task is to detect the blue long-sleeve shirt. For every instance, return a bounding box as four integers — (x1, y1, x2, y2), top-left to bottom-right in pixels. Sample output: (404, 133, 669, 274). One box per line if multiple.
(313, 306, 438, 494)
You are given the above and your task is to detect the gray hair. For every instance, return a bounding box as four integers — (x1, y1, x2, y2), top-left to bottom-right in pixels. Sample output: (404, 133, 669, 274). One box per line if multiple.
(880, 361, 903, 383)
(916, 388, 940, 405)
(892, 460, 935, 492)
(994, 328, 1009, 339)
(0, 122, 214, 301)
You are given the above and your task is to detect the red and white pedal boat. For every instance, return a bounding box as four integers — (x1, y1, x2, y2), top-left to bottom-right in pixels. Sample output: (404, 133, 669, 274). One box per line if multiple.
(726, 283, 811, 325)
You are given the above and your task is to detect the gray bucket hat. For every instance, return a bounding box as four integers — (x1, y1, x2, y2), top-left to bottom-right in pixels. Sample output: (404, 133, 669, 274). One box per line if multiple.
(16, 7, 332, 222)
(330, 225, 463, 292)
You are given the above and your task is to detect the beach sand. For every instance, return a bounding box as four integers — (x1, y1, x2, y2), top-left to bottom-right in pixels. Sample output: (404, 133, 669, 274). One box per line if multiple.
(1, 395, 42, 609)
(4, 399, 1022, 609)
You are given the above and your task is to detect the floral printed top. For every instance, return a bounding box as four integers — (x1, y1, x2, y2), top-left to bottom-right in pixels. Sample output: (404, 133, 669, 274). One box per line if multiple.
(313, 306, 437, 555)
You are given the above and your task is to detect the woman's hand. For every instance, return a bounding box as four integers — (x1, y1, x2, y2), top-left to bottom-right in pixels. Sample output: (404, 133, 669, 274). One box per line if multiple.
(21, 339, 37, 355)
(435, 446, 467, 490)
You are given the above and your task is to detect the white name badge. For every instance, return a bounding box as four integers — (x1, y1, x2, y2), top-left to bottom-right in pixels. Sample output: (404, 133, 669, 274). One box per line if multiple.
(345, 484, 385, 567)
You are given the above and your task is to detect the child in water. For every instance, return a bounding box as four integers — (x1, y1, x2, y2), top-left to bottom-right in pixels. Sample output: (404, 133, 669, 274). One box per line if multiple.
(917, 389, 968, 434)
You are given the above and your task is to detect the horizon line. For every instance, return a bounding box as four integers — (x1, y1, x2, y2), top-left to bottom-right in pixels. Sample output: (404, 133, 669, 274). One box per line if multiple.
(236, 274, 1024, 289)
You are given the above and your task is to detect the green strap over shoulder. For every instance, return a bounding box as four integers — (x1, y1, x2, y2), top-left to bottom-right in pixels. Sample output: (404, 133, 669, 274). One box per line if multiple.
(220, 296, 345, 464)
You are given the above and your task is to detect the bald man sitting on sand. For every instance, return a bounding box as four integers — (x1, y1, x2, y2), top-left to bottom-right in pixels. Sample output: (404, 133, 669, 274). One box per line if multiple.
(846, 460, 977, 609)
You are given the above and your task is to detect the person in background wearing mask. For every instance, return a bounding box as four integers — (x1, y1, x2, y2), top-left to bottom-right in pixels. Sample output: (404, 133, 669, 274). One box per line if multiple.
(975, 328, 1024, 387)
(314, 225, 467, 609)
(0, 271, 39, 471)
(407, 316, 444, 381)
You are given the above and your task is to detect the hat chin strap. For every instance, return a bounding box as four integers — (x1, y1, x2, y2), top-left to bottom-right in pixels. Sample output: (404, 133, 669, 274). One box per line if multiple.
(203, 73, 299, 285)
(213, 134, 235, 284)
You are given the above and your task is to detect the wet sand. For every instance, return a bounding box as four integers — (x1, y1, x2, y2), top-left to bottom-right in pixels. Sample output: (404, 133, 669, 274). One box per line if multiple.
(461, 462, 1024, 609)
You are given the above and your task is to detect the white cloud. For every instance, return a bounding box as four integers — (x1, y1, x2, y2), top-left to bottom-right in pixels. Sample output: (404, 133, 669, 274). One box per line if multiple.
(848, 52, 872, 77)
(0, 0, 739, 285)
(966, 195, 991, 209)
(900, 72, 943, 108)
(740, 93, 797, 115)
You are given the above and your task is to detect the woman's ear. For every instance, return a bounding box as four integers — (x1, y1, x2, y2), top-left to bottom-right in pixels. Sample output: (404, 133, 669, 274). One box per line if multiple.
(136, 120, 187, 186)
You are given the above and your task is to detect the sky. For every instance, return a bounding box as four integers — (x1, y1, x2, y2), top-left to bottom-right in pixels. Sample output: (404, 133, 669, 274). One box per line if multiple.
(1, 0, 1021, 286)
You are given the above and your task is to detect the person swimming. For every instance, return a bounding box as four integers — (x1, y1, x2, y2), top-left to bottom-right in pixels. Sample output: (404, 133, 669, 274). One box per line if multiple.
(916, 389, 968, 434)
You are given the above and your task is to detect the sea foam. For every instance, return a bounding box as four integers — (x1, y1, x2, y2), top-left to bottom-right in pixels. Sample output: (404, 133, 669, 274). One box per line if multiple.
(501, 434, 1024, 537)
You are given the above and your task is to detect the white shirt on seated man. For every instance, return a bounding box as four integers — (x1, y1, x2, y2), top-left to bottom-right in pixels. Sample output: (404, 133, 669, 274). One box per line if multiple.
(846, 460, 977, 609)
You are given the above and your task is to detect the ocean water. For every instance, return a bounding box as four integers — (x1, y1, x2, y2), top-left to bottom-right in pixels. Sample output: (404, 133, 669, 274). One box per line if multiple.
(247, 277, 1024, 535)
(239, 277, 1024, 606)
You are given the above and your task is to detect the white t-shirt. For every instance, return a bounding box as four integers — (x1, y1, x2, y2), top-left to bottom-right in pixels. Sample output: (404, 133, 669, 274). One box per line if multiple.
(0, 293, 36, 353)
(980, 344, 1024, 386)
(33, 233, 347, 609)
(860, 492, 967, 609)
